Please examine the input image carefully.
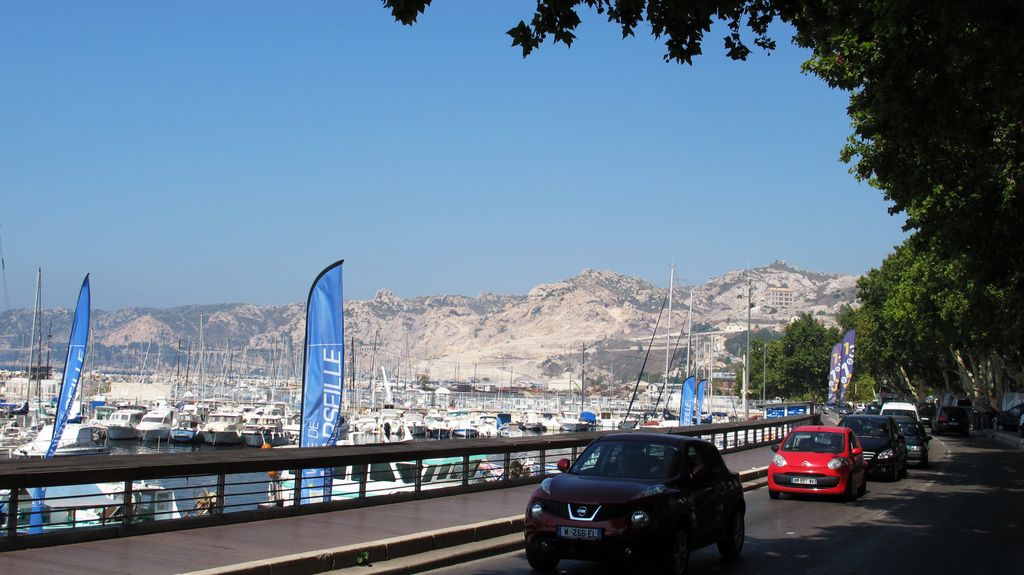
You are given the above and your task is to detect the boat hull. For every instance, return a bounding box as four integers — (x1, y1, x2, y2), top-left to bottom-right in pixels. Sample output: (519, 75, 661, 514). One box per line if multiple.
(105, 425, 137, 440)
(202, 430, 243, 445)
(137, 428, 171, 442)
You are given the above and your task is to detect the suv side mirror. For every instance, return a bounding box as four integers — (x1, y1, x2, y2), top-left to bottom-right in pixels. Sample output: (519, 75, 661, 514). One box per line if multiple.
(852, 446, 863, 455)
(556, 458, 571, 472)
(770, 444, 779, 452)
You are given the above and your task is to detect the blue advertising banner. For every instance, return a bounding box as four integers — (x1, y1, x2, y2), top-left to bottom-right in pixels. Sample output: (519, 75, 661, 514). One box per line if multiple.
(765, 406, 786, 419)
(679, 376, 696, 426)
(839, 330, 856, 403)
(827, 342, 842, 404)
(300, 260, 345, 503)
(786, 405, 808, 416)
(695, 379, 707, 424)
(47, 275, 90, 459)
(30, 275, 91, 534)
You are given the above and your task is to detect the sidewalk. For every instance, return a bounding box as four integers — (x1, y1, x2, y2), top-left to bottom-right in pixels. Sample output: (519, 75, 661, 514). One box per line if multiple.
(984, 428, 1024, 450)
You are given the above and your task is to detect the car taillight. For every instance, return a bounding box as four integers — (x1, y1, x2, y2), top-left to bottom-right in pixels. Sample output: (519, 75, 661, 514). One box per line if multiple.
(938, 415, 948, 422)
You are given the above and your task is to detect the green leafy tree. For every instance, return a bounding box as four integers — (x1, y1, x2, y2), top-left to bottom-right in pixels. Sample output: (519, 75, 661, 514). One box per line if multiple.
(779, 313, 840, 402)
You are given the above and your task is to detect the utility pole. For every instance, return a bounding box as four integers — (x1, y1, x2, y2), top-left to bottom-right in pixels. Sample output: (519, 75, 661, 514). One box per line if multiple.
(762, 342, 767, 403)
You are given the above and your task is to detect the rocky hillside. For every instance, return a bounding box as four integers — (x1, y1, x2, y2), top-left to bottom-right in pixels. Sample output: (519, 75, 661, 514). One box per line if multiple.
(0, 262, 857, 383)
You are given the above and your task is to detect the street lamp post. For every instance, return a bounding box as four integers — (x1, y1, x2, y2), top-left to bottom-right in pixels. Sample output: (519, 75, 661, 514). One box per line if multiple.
(743, 278, 751, 420)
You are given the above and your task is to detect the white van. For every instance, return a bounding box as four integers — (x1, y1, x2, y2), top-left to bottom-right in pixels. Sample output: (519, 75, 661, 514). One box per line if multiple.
(880, 401, 920, 421)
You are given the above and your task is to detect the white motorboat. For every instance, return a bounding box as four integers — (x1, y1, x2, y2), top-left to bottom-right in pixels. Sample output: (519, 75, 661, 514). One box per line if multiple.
(136, 408, 176, 442)
(12, 423, 108, 458)
(101, 406, 147, 440)
(200, 409, 244, 445)
(242, 414, 291, 447)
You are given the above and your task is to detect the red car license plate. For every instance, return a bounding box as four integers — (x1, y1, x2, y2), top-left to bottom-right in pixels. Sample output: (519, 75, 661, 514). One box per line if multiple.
(557, 526, 603, 540)
(792, 477, 818, 485)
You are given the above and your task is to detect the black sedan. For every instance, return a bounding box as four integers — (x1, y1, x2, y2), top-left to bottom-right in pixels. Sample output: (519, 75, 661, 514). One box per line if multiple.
(838, 414, 908, 481)
(892, 415, 932, 467)
(523, 433, 745, 574)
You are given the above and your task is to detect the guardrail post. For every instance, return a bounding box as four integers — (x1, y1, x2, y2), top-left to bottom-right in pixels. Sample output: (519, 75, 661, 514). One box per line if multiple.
(122, 480, 134, 526)
(462, 454, 470, 486)
(503, 452, 511, 481)
(6, 488, 18, 541)
(358, 464, 367, 499)
(415, 458, 423, 494)
(292, 469, 303, 506)
(539, 449, 546, 477)
(216, 473, 226, 515)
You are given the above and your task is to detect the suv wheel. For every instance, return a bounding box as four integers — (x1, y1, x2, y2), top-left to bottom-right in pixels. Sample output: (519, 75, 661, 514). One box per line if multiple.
(717, 508, 745, 558)
(768, 488, 780, 500)
(857, 476, 867, 496)
(888, 464, 900, 482)
(525, 543, 559, 572)
(662, 527, 690, 575)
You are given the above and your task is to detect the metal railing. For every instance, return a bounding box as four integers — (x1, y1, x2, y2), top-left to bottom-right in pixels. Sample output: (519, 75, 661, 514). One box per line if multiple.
(0, 412, 816, 551)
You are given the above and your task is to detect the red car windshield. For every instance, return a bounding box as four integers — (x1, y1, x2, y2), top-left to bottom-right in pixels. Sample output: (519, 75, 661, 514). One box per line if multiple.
(782, 431, 845, 453)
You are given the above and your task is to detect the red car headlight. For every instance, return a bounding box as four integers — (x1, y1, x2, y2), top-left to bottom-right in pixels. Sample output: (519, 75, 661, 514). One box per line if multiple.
(827, 457, 850, 470)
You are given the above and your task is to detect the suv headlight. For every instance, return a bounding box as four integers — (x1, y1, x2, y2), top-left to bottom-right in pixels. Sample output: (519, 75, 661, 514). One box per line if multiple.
(630, 510, 651, 528)
(539, 477, 553, 494)
(878, 448, 894, 460)
(631, 485, 666, 500)
(772, 453, 788, 467)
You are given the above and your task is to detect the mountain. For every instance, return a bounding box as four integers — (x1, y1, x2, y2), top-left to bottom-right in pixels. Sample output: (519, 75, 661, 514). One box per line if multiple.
(0, 262, 857, 384)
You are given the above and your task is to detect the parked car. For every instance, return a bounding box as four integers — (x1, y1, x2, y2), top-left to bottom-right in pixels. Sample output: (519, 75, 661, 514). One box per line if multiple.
(880, 401, 920, 421)
(863, 403, 882, 415)
(767, 425, 867, 501)
(523, 433, 745, 573)
(932, 406, 970, 436)
(892, 415, 931, 467)
(838, 414, 908, 481)
(994, 403, 1024, 432)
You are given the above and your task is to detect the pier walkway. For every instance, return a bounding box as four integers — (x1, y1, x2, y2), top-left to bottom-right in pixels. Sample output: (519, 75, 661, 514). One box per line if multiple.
(0, 447, 773, 575)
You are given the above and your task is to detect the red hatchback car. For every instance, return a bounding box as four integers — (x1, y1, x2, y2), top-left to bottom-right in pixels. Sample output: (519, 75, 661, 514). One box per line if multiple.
(768, 425, 867, 500)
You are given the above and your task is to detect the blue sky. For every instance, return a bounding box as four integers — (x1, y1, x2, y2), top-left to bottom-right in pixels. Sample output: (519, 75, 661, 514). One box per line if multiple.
(0, 1, 905, 311)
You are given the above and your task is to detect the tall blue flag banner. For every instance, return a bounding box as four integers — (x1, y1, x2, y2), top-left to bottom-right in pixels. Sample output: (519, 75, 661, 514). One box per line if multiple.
(679, 376, 696, 426)
(46, 274, 91, 459)
(839, 330, 856, 403)
(827, 342, 842, 404)
(300, 260, 345, 503)
(695, 379, 707, 424)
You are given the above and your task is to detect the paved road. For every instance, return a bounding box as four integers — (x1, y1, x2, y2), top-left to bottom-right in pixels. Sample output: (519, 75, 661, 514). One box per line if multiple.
(422, 432, 1023, 574)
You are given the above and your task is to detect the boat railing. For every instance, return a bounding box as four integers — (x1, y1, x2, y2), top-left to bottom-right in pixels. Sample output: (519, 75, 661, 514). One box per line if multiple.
(0, 410, 818, 551)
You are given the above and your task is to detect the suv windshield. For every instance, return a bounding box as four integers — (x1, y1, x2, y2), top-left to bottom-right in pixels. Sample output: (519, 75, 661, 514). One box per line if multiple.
(572, 440, 680, 480)
(941, 407, 967, 418)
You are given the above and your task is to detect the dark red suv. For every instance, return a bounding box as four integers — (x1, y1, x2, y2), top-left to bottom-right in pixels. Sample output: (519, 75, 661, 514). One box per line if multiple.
(523, 433, 745, 574)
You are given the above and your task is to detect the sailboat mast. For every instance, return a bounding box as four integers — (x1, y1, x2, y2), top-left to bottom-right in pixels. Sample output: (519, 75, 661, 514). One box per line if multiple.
(684, 289, 693, 378)
(25, 268, 41, 405)
(664, 266, 674, 394)
(198, 314, 205, 401)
